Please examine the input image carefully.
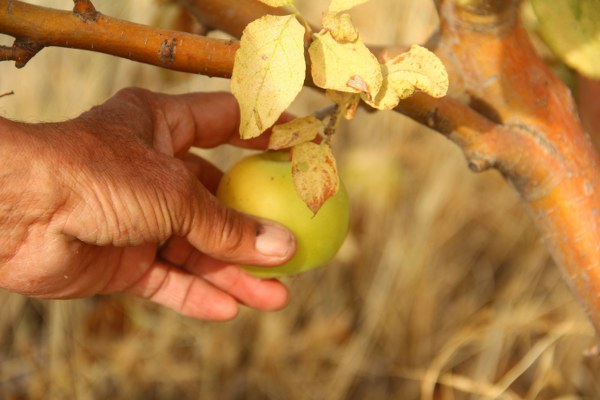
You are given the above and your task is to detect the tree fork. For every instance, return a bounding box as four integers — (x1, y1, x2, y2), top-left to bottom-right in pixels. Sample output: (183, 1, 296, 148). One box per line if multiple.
(436, 0, 600, 345)
(72, 0, 98, 21)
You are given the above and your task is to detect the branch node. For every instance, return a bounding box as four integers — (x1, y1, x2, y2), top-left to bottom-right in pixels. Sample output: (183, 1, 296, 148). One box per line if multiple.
(73, 0, 99, 22)
(467, 156, 493, 172)
(0, 40, 44, 68)
(158, 38, 178, 65)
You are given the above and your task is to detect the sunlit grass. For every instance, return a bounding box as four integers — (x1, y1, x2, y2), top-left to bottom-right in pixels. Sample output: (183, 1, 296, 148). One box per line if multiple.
(0, 1, 599, 398)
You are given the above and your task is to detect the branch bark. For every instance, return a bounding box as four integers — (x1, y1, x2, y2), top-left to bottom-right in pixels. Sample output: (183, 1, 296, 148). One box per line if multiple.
(434, 0, 600, 344)
(176, 0, 288, 39)
(0, 0, 238, 76)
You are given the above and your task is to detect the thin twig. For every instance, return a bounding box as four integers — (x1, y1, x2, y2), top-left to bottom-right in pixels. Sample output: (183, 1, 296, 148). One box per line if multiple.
(0, 90, 15, 99)
(72, 0, 98, 21)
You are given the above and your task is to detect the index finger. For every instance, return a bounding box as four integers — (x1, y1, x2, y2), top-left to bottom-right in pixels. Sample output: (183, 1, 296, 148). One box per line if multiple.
(152, 91, 293, 156)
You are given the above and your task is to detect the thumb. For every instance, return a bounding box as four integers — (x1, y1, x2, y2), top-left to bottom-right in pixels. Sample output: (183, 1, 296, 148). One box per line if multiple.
(183, 189, 296, 266)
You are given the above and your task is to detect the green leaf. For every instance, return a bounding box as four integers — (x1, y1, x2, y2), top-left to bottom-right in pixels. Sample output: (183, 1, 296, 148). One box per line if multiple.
(231, 15, 306, 139)
(309, 31, 382, 100)
(531, 0, 600, 79)
(329, 0, 369, 12)
(292, 142, 339, 214)
(268, 116, 324, 150)
(364, 45, 449, 110)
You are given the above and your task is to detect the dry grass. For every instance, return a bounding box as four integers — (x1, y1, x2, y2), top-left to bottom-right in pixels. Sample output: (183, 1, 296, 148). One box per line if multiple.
(1, 1, 600, 399)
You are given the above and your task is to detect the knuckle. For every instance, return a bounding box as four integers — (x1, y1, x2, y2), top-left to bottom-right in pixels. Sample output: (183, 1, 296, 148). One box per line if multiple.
(164, 162, 199, 232)
(216, 207, 244, 254)
(209, 205, 247, 255)
(113, 86, 152, 103)
(162, 159, 251, 258)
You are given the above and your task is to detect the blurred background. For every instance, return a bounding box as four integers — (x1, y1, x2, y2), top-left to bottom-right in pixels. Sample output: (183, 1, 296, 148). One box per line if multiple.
(1, 0, 600, 399)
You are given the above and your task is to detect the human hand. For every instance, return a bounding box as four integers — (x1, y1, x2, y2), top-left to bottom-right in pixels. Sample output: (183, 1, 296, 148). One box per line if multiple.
(0, 88, 296, 320)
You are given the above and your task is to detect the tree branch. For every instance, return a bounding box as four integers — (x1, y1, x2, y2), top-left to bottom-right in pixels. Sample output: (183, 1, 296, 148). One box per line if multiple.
(0, 39, 43, 68)
(175, 0, 289, 39)
(0, 0, 238, 76)
(434, 0, 600, 345)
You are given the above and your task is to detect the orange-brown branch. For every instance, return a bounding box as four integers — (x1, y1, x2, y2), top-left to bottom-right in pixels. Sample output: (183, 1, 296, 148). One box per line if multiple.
(176, 0, 288, 39)
(72, 0, 98, 21)
(0, 39, 42, 67)
(0, 0, 238, 76)
(435, 0, 600, 341)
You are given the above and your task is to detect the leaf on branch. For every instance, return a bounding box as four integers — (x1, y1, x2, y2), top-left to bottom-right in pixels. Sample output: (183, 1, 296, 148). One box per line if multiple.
(292, 142, 339, 214)
(258, 0, 295, 7)
(231, 15, 306, 139)
(269, 116, 324, 150)
(329, 0, 369, 12)
(322, 12, 358, 42)
(309, 30, 382, 100)
(531, 0, 600, 79)
(364, 44, 449, 110)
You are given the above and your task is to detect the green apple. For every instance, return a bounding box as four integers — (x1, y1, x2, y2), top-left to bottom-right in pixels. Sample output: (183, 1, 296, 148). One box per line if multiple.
(216, 151, 350, 278)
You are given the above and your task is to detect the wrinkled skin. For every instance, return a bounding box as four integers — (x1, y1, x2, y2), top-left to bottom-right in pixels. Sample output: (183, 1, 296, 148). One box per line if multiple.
(0, 88, 296, 320)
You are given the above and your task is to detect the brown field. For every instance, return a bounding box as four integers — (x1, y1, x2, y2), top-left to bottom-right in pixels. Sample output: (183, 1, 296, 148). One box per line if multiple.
(1, 1, 599, 399)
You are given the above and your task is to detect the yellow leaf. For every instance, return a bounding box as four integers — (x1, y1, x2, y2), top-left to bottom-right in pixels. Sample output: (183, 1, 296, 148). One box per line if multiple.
(292, 142, 339, 214)
(364, 45, 449, 110)
(329, 0, 369, 12)
(268, 116, 324, 150)
(231, 15, 305, 139)
(258, 0, 294, 7)
(532, 0, 600, 79)
(309, 31, 382, 99)
(322, 12, 358, 42)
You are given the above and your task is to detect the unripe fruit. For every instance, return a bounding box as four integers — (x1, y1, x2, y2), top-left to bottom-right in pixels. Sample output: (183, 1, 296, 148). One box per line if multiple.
(217, 151, 350, 278)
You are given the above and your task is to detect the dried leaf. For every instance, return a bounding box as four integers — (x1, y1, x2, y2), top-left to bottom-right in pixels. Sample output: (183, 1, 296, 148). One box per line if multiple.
(231, 15, 305, 139)
(329, 0, 369, 12)
(292, 142, 339, 214)
(532, 0, 600, 79)
(258, 0, 294, 7)
(364, 45, 449, 110)
(269, 116, 324, 150)
(322, 12, 358, 42)
(309, 31, 382, 99)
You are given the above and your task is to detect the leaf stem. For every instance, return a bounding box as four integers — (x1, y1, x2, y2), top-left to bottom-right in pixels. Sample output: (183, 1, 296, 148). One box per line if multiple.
(324, 104, 344, 140)
(291, 6, 312, 35)
(313, 104, 337, 121)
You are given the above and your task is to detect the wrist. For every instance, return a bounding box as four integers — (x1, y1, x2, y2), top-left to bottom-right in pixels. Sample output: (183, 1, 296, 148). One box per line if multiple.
(0, 117, 64, 268)
(0, 117, 29, 268)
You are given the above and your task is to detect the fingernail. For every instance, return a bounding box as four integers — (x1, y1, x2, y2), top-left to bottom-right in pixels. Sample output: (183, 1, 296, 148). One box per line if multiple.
(255, 222, 295, 258)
